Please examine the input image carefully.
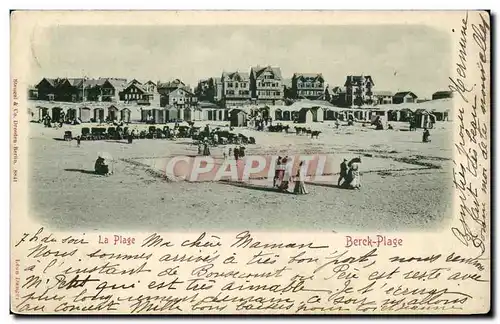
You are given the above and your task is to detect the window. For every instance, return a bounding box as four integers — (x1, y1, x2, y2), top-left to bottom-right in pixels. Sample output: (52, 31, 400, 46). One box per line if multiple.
(235, 83, 239, 88)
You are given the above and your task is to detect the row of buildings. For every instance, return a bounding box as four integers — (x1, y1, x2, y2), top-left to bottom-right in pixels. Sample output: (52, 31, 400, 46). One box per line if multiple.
(30, 68, 453, 111)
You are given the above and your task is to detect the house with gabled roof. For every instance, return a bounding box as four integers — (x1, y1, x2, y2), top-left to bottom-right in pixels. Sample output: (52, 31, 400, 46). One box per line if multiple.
(121, 82, 154, 105)
(160, 86, 197, 109)
(393, 91, 418, 104)
(35, 78, 61, 101)
(373, 91, 394, 105)
(292, 73, 325, 100)
(157, 79, 186, 95)
(99, 78, 128, 102)
(221, 71, 251, 108)
(432, 91, 453, 100)
(143, 80, 157, 94)
(250, 65, 284, 105)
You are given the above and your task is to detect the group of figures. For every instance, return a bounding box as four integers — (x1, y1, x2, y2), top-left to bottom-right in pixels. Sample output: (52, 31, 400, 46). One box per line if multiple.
(338, 157, 362, 190)
(223, 146, 246, 160)
(273, 157, 308, 195)
(197, 139, 212, 156)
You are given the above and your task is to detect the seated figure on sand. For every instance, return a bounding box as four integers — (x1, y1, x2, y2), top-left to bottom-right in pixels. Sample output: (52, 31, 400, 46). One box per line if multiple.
(94, 153, 113, 176)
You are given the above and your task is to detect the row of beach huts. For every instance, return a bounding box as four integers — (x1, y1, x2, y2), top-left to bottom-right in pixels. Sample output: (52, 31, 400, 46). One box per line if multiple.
(29, 98, 452, 128)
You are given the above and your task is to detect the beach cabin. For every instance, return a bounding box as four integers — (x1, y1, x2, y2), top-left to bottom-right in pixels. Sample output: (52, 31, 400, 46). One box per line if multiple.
(393, 91, 418, 104)
(298, 108, 313, 123)
(141, 108, 166, 123)
(66, 108, 77, 121)
(107, 105, 119, 121)
(93, 108, 105, 122)
(51, 107, 63, 121)
(324, 109, 336, 120)
(430, 106, 450, 121)
(80, 107, 91, 122)
(183, 107, 193, 122)
(155, 109, 166, 123)
(217, 109, 225, 121)
(165, 107, 179, 121)
(274, 108, 283, 121)
(230, 109, 247, 127)
(120, 108, 131, 123)
(36, 106, 49, 121)
(311, 107, 324, 122)
(414, 109, 436, 129)
(141, 109, 153, 123)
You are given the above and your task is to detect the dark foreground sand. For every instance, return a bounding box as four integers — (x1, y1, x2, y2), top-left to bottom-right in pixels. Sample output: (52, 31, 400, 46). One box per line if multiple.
(28, 121, 453, 232)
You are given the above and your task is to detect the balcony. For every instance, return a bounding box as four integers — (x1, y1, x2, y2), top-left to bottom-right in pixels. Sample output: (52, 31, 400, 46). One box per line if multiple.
(258, 94, 282, 99)
(137, 99, 151, 105)
(225, 93, 251, 99)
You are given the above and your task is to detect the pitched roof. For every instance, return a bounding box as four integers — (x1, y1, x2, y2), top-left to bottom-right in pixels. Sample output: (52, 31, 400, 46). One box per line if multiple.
(127, 79, 142, 86)
(293, 73, 324, 81)
(394, 91, 418, 98)
(432, 90, 453, 96)
(157, 79, 186, 89)
(251, 66, 282, 80)
(222, 71, 250, 81)
(198, 101, 219, 109)
(373, 91, 394, 96)
(230, 108, 247, 115)
(104, 79, 128, 90)
(123, 82, 151, 94)
(171, 87, 195, 96)
(36, 78, 59, 88)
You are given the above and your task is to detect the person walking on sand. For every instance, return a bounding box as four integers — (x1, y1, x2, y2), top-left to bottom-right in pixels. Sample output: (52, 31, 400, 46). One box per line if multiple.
(279, 157, 291, 192)
(338, 158, 348, 187)
(234, 146, 240, 161)
(293, 161, 309, 195)
(203, 140, 211, 156)
(422, 128, 431, 143)
(76, 136, 81, 148)
(273, 156, 282, 188)
(198, 142, 203, 155)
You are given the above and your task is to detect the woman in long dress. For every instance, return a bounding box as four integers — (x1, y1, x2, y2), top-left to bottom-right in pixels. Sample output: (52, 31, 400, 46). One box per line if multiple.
(346, 158, 361, 190)
(279, 158, 291, 192)
(293, 161, 308, 194)
(274, 156, 282, 188)
(203, 141, 211, 156)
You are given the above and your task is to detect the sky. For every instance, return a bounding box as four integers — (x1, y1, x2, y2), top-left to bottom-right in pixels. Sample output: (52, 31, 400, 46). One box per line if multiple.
(29, 25, 452, 98)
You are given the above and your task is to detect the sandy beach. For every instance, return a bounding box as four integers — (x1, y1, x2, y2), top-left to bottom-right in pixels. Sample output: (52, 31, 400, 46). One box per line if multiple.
(27, 120, 453, 233)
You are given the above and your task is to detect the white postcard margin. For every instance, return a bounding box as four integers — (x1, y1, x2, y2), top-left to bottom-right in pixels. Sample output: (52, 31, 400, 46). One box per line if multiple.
(10, 11, 491, 315)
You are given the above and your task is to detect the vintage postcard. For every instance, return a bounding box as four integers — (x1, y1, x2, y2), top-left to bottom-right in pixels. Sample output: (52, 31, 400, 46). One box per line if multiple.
(10, 11, 490, 314)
